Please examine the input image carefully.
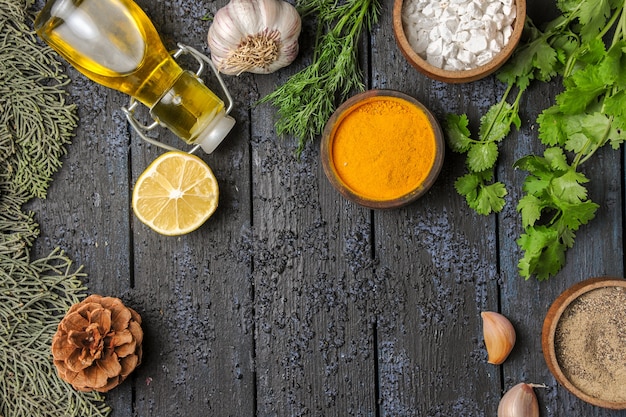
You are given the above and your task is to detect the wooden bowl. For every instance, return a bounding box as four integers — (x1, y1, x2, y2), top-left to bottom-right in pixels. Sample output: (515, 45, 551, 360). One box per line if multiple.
(392, 0, 526, 83)
(542, 277, 626, 409)
(320, 89, 444, 209)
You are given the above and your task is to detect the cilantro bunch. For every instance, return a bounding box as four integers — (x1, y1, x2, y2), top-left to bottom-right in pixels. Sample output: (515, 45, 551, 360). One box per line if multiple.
(445, 0, 626, 280)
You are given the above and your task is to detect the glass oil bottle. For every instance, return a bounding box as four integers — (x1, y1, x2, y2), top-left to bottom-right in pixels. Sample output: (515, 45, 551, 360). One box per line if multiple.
(35, 0, 235, 153)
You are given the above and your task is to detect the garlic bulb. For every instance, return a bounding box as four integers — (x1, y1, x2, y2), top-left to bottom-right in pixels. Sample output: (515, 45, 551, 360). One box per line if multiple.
(481, 311, 516, 365)
(207, 0, 302, 75)
(497, 383, 540, 417)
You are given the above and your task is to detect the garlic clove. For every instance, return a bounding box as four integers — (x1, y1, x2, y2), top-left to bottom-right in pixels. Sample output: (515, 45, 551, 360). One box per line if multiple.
(481, 311, 516, 365)
(497, 383, 540, 417)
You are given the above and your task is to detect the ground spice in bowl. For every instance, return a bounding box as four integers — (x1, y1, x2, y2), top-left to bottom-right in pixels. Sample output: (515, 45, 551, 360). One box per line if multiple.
(542, 277, 626, 409)
(321, 89, 444, 209)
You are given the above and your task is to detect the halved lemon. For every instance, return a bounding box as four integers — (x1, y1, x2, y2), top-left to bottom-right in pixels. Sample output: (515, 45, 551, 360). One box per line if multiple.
(132, 151, 219, 236)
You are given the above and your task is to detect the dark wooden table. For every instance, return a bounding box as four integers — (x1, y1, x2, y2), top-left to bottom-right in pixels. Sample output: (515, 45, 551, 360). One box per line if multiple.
(29, 0, 626, 415)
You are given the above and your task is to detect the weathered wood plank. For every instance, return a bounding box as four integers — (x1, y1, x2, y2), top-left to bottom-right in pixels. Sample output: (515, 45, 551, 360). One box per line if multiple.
(128, 1, 256, 416)
(128, 125, 255, 417)
(29, 67, 134, 415)
(371, 0, 503, 414)
(250, 70, 379, 414)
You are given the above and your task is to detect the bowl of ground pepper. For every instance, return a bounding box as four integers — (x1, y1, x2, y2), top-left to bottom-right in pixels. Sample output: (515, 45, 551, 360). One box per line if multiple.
(542, 277, 626, 409)
(321, 89, 444, 209)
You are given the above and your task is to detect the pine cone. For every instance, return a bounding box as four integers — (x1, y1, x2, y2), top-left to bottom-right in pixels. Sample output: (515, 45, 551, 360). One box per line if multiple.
(51, 294, 143, 392)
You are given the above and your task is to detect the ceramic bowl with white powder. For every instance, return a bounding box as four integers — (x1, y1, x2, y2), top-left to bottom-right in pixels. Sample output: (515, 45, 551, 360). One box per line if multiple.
(392, 0, 526, 83)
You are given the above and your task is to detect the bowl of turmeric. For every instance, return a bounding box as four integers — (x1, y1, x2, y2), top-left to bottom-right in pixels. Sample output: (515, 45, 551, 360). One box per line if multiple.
(321, 89, 444, 209)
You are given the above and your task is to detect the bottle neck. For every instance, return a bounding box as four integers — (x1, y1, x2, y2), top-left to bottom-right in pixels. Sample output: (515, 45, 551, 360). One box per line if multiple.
(132, 56, 184, 107)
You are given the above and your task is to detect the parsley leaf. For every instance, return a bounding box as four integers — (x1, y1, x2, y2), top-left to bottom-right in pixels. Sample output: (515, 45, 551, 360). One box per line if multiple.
(497, 21, 560, 87)
(537, 107, 568, 146)
(446, 0, 626, 280)
(557, 200, 599, 230)
(557, 66, 608, 114)
(479, 101, 520, 142)
(444, 114, 472, 153)
(578, 0, 613, 41)
(551, 169, 590, 203)
(517, 226, 565, 281)
(444, 96, 521, 215)
(517, 194, 544, 228)
(467, 142, 499, 172)
(454, 171, 507, 215)
(515, 147, 599, 279)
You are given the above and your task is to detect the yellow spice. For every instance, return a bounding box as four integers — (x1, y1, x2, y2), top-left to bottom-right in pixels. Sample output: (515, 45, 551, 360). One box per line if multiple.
(331, 96, 437, 201)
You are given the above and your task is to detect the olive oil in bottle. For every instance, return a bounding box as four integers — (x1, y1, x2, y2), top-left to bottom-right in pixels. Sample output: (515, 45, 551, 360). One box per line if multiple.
(35, 0, 234, 152)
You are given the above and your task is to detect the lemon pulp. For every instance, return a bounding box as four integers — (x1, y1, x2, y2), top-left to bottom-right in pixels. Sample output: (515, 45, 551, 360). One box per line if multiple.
(132, 151, 219, 235)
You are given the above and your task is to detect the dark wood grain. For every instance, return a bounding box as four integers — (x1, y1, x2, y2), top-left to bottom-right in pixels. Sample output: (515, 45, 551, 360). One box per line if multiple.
(27, 0, 626, 416)
(372, 2, 503, 415)
(128, 1, 256, 415)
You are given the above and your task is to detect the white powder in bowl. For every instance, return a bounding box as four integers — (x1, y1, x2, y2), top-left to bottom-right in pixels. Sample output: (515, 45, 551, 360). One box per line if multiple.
(401, 0, 517, 71)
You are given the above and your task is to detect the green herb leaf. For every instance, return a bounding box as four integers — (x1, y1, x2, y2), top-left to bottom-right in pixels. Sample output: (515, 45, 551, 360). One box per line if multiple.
(497, 26, 560, 87)
(517, 194, 544, 228)
(454, 171, 507, 215)
(544, 146, 570, 170)
(474, 181, 508, 214)
(557, 200, 599, 231)
(467, 141, 499, 172)
(479, 101, 519, 142)
(576, 38, 609, 65)
(577, 0, 613, 41)
(556, 68, 607, 114)
(551, 169, 590, 203)
(517, 225, 566, 280)
(444, 90, 521, 216)
(537, 107, 568, 146)
(444, 113, 472, 153)
(514, 153, 550, 177)
(515, 145, 600, 280)
(261, 0, 380, 154)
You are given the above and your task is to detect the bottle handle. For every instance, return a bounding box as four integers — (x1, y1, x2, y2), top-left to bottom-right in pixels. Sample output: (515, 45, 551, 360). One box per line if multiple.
(121, 43, 234, 154)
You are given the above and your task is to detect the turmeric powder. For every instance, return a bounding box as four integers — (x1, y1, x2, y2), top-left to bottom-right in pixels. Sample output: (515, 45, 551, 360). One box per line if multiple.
(331, 96, 438, 201)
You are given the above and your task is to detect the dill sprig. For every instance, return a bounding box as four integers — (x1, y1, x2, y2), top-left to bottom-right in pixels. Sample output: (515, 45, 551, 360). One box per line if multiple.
(259, 0, 380, 155)
(1, 1, 110, 416)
